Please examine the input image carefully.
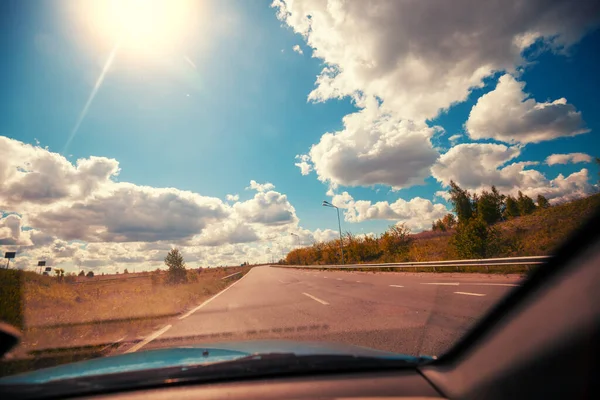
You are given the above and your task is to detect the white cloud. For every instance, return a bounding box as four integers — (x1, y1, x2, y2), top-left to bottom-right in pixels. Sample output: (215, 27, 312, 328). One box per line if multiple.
(0, 136, 120, 211)
(292, 44, 303, 55)
(194, 221, 259, 247)
(0, 214, 33, 246)
(466, 74, 589, 144)
(311, 228, 339, 243)
(330, 191, 449, 232)
(294, 154, 313, 175)
(0, 136, 324, 272)
(28, 184, 229, 242)
(273, 0, 600, 121)
(306, 100, 439, 189)
(431, 143, 592, 203)
(545, 153, 592, 165)
(246, 180, 275, 192)
(226, 193, 240, 201)
(434, 191, 452, 202)
(448, 134, 462, 144)
(431, 143, 523, 189)
(234, 190, 298, 226)
(274, 0, 598, 192)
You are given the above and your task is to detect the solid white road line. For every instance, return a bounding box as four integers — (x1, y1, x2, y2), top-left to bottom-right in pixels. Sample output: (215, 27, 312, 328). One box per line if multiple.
(389, 284, 404, 288)
(179, 272, 250, 320)
(421, 282, 460, 286)
(454, 291, 486, 297)
(125, 324, 172, 353)
(302, 292, 329, 305)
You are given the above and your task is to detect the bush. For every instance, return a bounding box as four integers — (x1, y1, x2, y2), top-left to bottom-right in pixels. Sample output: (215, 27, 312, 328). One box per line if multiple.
(450, 219, 500, 259)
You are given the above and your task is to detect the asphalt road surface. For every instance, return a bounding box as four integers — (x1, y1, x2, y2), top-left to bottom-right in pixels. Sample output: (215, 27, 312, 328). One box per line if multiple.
(137, 266, 523, 357)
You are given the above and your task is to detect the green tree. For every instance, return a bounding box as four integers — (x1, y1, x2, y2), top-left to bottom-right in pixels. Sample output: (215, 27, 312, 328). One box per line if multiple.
(164, 248, 187, 284)
(450, 219, 499, 259)
(504, 195, 520, 219)
(86, 271, 94, 278)
(517, 191, 536, 215)
(477, 186, 504, 225)
(449, 181, 474, 223)
(123, 268, 129, 274)
(536, 194, 550, 209)
(78, 270, 85, 277)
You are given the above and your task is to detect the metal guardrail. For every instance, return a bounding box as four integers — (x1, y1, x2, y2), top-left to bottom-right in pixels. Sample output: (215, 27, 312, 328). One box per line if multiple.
(275, 255, 551, 269)
(221, 272, 242, 280)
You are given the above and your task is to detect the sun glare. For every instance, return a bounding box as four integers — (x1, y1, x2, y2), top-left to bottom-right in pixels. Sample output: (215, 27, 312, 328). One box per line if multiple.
(76, 0, 200, 55)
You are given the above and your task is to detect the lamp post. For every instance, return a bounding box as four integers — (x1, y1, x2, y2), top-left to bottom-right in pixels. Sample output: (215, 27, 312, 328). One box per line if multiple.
(322, 200, 344, 265)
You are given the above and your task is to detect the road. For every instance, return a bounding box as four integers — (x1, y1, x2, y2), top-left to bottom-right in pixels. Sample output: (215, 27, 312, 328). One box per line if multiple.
(137, 266, 522, 357)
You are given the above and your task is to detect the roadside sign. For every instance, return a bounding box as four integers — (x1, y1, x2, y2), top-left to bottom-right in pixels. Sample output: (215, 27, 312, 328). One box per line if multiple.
(4, 252, 16, 269)
(44, 267, 52, 272)
(38, 261, 46, 266)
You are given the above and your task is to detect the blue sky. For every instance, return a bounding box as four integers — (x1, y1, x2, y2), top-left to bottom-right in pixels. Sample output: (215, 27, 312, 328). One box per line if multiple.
(1, 0, 599, 271)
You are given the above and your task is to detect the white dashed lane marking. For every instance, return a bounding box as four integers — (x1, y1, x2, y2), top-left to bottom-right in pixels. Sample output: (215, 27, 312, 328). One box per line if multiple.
(421, 282, 459, 286)
(454, 291, 486, 297)
(389, 285, 404, 288)
(302, 292, 329, 305)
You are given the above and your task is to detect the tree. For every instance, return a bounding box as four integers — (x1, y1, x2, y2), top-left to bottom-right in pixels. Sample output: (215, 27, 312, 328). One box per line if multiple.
(517, 191, 536, 215)
(442, 213, 457, 230)
(477, 186, 504, 225)
(450, 219, 499, 259)
(123, 268, 129, 274)
(54, 268, 65, 282)
(380, 224, 411, 261)
(536, 194, 550, 209)
(432, 219, 445, 231)
(165, 248, 187, 284)
(449, 181, 474, 223)
(504, 195, 519, 218)
(86, 271, 94, 278)
(78, 270, 85, 277)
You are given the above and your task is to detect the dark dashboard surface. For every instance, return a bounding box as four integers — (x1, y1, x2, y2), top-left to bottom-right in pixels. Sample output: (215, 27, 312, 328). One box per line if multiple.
(83, 370, 444, 400)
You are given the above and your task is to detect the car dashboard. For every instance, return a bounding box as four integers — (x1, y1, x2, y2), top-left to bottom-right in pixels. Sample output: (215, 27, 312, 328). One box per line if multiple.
(81, 369, 444, 400)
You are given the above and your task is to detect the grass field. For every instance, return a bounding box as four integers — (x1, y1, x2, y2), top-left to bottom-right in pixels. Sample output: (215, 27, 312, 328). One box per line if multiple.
(0, 266, 252, 376)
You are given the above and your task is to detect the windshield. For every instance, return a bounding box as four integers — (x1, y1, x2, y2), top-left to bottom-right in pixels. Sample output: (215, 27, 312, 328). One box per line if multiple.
(1, 0, 599, 385)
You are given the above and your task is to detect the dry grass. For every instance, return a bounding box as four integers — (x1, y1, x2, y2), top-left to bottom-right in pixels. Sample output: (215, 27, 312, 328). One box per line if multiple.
(285, 193, 600, 273)
(0, 267, 252, 360)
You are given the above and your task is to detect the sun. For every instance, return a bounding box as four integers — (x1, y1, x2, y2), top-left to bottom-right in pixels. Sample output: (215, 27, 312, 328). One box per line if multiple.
(73, 0, 201, 56)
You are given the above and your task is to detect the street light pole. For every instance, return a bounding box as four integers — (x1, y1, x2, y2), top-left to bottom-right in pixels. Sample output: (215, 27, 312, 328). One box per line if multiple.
(322, 201, 345, 265)
(290, 233, 300, 265)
